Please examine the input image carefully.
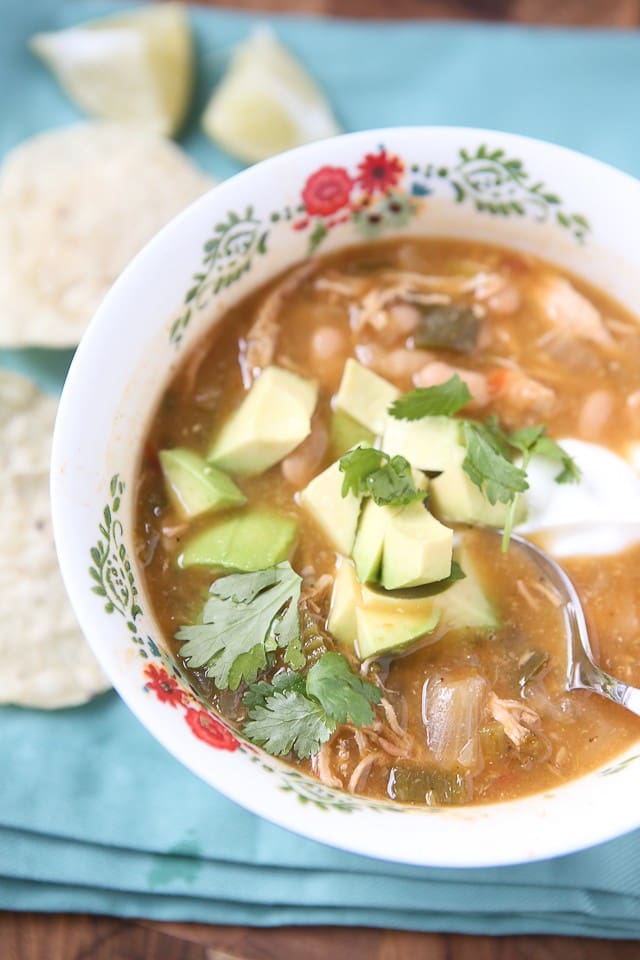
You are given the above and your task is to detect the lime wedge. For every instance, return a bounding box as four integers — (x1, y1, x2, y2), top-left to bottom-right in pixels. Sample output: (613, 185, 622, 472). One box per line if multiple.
(29, 4, 193, 137)
(201, 27, 340, 163)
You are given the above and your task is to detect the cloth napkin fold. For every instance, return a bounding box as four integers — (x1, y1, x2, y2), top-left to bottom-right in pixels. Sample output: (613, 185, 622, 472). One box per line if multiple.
(3, 0, 640, 937)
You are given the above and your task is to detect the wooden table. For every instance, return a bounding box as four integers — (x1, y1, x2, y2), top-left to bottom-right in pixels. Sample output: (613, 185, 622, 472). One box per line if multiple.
(5, 0, 640, 956)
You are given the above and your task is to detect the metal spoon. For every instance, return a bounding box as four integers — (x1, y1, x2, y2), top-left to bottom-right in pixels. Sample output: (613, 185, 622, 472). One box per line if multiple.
(509, 532, 640, 717)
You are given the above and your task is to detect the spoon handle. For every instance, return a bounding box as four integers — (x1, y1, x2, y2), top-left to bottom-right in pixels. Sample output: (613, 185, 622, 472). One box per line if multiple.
(569, 662, 640, 718)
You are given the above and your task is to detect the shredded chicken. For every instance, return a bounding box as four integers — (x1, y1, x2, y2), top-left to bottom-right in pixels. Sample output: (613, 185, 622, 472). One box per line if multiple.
(379, 696, 407, 738)
(347, 752, 383, 793)
(240, 261, 316, 384)
(313, 743, 343, 789)
(533, 275, 614, 348)
(314, 272, 369, 299)
(530, 579, 563, 607)
(300, 572, 334, 608)
(488, 693, 540, 747)
(516, 578, 540, 610)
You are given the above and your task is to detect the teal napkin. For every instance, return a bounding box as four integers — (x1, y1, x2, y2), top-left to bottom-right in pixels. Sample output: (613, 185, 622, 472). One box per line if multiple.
(3, 1, 640, 937)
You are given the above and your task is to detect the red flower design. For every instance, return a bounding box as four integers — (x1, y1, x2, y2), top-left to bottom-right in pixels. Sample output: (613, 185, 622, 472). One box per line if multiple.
(357, 150, 404, 195)
(302, 166, 353, 217)
(144, 664, 188, 708)
(185, 708, 239, 752)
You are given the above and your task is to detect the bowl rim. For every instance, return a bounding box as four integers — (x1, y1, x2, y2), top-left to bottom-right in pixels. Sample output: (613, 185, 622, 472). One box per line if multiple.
(51, 124, 640, 868)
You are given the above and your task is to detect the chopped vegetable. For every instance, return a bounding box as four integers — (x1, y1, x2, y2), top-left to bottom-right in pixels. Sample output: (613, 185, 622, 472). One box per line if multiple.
(177, 562, 302, 690)
(422, 673, 487, 770)
(478, 722, 509, 762)
(413, 304, 480, 353)
(338, 446, 426, 506)
(388, 764, 471, 805)
(388, 374, 472, 421)
(516, 650, 549, 690)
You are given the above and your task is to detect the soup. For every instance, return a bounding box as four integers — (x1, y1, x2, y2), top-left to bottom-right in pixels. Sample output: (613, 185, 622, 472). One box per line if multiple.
(136, 238, 640, 806)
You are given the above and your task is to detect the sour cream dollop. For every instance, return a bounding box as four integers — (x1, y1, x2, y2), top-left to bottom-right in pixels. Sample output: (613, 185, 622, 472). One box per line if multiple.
(517, 439, 640, 557)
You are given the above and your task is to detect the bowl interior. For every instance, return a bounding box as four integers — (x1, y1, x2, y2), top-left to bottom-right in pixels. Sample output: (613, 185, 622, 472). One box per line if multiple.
(52, 127, 640, 868)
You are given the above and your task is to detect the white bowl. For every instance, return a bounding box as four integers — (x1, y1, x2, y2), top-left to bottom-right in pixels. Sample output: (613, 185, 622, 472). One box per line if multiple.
(51, 127, 640, 868)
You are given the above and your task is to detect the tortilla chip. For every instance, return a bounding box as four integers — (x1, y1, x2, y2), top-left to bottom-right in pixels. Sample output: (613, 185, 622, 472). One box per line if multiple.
(0, 122, 214, 347)
(0, 370, 111, 707)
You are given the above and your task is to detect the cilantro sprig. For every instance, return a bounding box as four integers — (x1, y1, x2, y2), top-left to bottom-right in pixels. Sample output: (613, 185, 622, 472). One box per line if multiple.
(177, 562, 303, 691)
(388, 374, 472, 421)
(243, 652, 381, 759)
(462, 420, 529, 507)
(339, 447, 426, 506)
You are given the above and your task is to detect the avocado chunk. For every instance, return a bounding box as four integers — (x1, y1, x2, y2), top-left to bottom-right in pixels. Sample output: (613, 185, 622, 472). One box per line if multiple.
(300, 459, 362, 556)
(382, 415, 462, 472)
(327, 558, 441, 660)
(159, 448, 246, 519)
(208, 366, 318, 476)
(435, 545, 498, 631)
(326, 558, 361, 649)
(180, 509, 298, 572)
(353, 498, 452, 590)
(352, 499, 388, 583)
(335, 359, 399, 435)
(355, 606, 440, 660)
(383, 415, 527, 528)
(329, 409, 375, 459)
(380, 501, 453, 590)
(430, 463, 527, 528)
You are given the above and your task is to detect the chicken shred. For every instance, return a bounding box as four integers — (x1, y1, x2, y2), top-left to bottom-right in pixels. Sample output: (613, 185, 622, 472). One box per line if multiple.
(488, 693, 540, 747)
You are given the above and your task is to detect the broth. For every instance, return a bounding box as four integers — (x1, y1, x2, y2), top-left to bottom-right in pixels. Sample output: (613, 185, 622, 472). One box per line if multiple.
(136, 238, 640, 806)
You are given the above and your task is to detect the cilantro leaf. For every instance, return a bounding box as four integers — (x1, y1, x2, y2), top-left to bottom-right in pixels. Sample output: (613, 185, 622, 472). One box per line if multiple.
(508, 426, 581, 485)
(243, 670, 306, 711)
(462, 421, 529, 506)
(388, 375, 472, 421)
(339, 447, 425, 506)
(306, 652, 382, 726)
(176, 562, 302, 690)
(243, 690, 335, 759)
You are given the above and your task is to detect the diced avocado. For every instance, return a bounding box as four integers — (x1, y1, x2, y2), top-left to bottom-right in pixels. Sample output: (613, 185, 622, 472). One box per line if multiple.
(208, 366, 318, 476)
(299, 460, 362, 556)
(380, 502, 453, 590)
(352, 499, 388, 583)
(382, 416, 462, 472)
(355, 605, 440, 660)
(327, 558, 362, 649)
(436, 547, 498, 630)
(429, 464, 527, 528)
(335, 359, 399, 435)
(159, 448, 246, 519)
(329, 408, 375, 459)
(179, 509, 297, 572)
